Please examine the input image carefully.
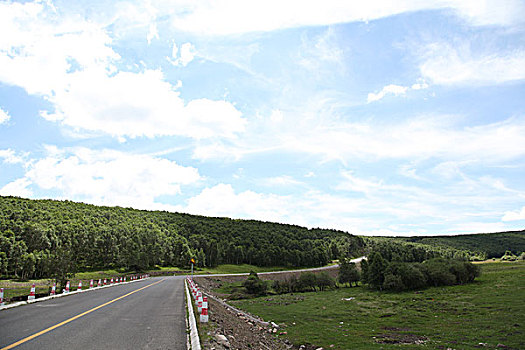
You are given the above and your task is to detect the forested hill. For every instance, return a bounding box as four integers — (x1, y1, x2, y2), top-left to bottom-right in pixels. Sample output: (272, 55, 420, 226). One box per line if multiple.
(373, 231, 525, 259)
(0, 196, 364, 280)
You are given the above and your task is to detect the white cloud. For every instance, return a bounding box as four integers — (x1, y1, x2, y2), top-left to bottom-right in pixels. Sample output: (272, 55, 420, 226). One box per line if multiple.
(181, 183, 294, 223)
(367, 79, 430, 103)
(147, 23, 159, 44)
(0, 2, 244, 140)
(0, 107, 10, 124)
(420, 43, 525, 85)
(0, 1, 119, 96)
(0, 178, 33, 198)
(262, 175, 304, 187)
(41, 68, 245, 139)
(367, 84, 409, 103)
(0, 149, 25, 164)
(502, 206, 525, 221)
(13, 147, 201, 209)
(169, 42, 196, 67)
(168, 0, 524, 36)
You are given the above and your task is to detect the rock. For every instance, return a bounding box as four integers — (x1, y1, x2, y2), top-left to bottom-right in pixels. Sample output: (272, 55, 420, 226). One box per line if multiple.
(496, 344, 508, 349)
(271, 322, 280, 329)
(215, 334, 230, 348)
(272, 328, 278, 333)
(299, 346, 305, 350)
(279, 331, 287, 335)
(316, 348, 324, 350)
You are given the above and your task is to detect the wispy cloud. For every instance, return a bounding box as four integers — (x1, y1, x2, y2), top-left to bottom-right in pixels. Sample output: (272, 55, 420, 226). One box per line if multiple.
(0, 107, 10, 124)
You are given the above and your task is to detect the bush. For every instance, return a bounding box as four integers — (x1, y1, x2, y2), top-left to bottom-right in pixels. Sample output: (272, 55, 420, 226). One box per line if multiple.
(383, 273, 405, 291)
(243, 271, 268, 295)
(298, 272, 317, 292)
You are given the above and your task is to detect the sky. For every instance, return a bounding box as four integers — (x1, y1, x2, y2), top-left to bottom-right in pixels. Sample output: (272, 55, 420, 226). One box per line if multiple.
(1, 0, 525, 236)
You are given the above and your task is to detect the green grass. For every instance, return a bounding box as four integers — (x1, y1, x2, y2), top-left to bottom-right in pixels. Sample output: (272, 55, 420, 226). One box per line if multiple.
(230, 261, 525, 349)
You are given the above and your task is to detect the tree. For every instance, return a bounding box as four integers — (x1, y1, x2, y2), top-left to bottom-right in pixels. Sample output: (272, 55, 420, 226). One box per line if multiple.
(338, 259, 360, 287)
(316, 272, 335, 291)
(367, 252, 387, 290)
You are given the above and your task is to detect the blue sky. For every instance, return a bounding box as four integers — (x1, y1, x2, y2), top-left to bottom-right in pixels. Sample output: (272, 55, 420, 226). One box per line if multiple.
(1, 0, 525, 236)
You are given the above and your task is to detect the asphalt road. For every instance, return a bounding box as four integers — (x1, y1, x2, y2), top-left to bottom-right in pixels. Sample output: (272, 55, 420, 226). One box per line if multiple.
(0, 276, 187, 350)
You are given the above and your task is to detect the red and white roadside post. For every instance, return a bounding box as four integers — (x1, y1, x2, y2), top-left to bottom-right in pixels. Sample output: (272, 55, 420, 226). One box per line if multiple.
(90, 279, 94, 289)
(110, 277, 114, 285)
(195, 290, 201, 307)
(98, 279, 102, 287)
(1, 288, 4, 306)
(77, 280, 82, 292)
(197, 292, 203, 313)
(103, 278, 107, 286)
(28, 283, 36, 300)
(200, 296, 208, 323)
(124, 276, 126, 282)
(51, 282, 56, 296)
(65, 281, 70, 293)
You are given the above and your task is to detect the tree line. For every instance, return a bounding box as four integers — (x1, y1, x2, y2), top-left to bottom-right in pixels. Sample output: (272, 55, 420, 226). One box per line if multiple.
(366, 230, 525, 260)
(0, 196, 364, 281)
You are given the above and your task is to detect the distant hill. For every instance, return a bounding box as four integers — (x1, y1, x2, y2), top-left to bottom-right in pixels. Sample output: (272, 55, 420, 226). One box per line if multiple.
(369, 231, 525, 259)
(0, 196, 364, 280)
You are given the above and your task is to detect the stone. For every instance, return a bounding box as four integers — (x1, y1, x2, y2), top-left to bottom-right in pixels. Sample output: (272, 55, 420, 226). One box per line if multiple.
(215, 334, 230, 348)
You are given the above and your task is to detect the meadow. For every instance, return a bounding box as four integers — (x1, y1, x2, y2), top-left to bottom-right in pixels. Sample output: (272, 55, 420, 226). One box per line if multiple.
(230, 261, 524, 349)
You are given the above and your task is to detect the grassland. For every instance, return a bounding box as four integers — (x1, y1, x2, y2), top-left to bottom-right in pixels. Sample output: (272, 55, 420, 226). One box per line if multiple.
(230, 261, 524, 349)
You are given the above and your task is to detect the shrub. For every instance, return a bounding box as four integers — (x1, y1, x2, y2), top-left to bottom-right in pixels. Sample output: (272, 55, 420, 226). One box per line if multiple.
(298, 272, 317, 291)
(383, 273, 405, 291)
(243, 271, 268, 295)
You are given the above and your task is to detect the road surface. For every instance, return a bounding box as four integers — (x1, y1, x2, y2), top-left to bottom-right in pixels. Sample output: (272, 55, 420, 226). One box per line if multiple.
(0, 276, 187, 350)
(197, 256, 366, 277)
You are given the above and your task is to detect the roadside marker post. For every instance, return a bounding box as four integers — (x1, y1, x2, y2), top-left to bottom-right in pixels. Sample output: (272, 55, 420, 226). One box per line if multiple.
(77, 281, 82, 292)
(1, 288, 4, 306)
(90, 279, 93, 288)
(103, 279, 107, 286)
(98, 279, 101, 287)
(200, 296, 208, 323)
(197, 290, 201, 306)
(51, 282, 56, 296)
(28, 284, 36, 301)
(110, 277, 114, 285)
(65, 281, 70, 293)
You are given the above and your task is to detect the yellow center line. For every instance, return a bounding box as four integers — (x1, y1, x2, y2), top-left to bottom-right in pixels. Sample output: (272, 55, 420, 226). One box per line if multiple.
(1, 279, 165, 350)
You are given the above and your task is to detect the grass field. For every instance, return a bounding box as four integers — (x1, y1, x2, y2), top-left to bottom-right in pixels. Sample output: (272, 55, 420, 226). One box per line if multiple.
(230, 261, 524, 349)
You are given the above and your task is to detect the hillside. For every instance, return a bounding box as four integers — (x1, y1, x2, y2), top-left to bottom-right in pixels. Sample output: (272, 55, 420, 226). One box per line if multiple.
(0, 196, 364, 280)
(368, 230, 525, 260)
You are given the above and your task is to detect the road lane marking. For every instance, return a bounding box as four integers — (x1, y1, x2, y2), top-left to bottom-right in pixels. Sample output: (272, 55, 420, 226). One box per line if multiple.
(1, 279, 165, 350)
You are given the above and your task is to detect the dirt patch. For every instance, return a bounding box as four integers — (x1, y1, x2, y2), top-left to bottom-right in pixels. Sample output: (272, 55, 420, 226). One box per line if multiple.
(201, 296, 292, 350)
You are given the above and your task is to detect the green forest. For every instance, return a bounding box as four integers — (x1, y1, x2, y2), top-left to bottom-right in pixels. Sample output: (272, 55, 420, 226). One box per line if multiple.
(0, 196, 364, 281)
(365, 230, 525, 261)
